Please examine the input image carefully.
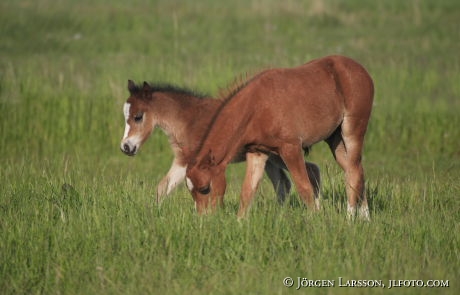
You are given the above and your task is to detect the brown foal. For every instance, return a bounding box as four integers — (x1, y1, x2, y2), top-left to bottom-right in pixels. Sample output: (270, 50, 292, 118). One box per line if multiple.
(186, 55, 374, 219)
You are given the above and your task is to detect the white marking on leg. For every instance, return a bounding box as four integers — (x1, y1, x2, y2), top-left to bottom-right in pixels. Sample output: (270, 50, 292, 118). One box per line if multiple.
(347, 202, 357, 220)
(238, 152, 268, 219)
(359, 204, 370, 221)
(157, 163, 186, 202)
(315, 198, 321, 210)
(250, 154, 268, 190)
(165, 163, 186, 195)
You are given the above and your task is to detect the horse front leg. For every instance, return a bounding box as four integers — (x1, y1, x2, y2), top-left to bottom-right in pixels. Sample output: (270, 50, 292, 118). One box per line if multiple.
(156, 160, 186, 203)
(279, 143, 319, 211)
(237, 152, 269, 219)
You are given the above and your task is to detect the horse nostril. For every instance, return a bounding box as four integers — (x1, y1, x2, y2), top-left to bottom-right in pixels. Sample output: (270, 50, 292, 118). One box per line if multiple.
(123, 144, 130, 153)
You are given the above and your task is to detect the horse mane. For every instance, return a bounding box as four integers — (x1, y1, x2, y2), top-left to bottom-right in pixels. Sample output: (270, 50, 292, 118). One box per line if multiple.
(217, 69, 265, 101)
(193, 69, 268, 157)
(129, 81, 209, 99)
(211, 68, 269, 117)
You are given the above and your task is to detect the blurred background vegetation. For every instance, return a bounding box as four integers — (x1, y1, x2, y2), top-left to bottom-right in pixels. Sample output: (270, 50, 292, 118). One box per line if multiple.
(1, 0, 458, 175)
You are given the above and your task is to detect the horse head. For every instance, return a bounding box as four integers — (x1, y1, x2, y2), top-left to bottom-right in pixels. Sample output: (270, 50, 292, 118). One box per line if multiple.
(186, 151, 226, 213)
(120, 80, 156, 156)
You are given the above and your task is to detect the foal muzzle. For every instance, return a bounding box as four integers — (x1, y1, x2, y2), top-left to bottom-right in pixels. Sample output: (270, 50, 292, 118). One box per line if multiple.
(120, 142, 137, 156)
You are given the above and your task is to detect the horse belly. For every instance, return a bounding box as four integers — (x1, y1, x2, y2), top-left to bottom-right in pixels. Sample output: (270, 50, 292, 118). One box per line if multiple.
(298, 115, 341, 145)
(295, 111, 341, 145)
(273, 91, 343, 146)
(255, 107, 340, 150)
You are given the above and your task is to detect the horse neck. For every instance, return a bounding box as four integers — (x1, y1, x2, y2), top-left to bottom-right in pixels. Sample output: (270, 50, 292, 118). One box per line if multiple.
(194, 70, 268, 169)
(150, 91, 220, 154)
(149, 92, 194, 135)
(196, 95, 253, 168)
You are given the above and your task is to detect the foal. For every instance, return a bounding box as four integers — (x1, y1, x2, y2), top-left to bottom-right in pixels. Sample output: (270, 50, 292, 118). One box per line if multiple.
(186, 55, 374, 219)
(120, 80, 320, 210)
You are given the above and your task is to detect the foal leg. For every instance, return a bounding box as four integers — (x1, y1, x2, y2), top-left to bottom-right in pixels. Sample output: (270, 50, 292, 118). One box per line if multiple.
(265, 157, 291, 203)
(279, 144, 319, 210)
(306, 162, 321, 200)
(156, 160, 186, 203)
(265, 155, 321, 203)
(237, 152, 269, 219)
(326, 123, 369, 220)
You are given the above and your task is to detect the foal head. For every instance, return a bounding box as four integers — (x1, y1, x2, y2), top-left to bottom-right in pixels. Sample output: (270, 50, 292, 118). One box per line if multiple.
(120, 80, 156, 156)
(185, 151, 227, 213)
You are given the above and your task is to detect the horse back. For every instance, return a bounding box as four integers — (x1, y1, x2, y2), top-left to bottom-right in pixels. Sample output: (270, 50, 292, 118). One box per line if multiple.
(238, 55, 374, 145)
(315, 55, 374, 118)
(251, 55, 373, 117)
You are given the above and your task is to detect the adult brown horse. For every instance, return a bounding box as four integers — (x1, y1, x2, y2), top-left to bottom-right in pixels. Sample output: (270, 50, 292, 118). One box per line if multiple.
(186, 55, 374, 220)
(120, 80, 321, 210)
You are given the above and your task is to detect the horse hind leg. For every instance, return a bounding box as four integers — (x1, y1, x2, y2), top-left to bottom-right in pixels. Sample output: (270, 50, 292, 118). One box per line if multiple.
(326, 121, 370, 221)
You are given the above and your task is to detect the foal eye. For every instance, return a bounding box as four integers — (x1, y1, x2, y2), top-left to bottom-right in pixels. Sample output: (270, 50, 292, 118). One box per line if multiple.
(198, 185, 211, 195)
(134, 113, 143, 123)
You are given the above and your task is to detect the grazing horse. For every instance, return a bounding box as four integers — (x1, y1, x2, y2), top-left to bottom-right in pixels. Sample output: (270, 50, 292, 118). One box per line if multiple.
(120, 80, 321, 210)
(186, 55, 374, 219)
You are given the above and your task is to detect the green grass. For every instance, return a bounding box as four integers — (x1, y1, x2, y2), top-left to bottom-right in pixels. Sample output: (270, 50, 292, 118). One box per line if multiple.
(1, 0, 459, 294)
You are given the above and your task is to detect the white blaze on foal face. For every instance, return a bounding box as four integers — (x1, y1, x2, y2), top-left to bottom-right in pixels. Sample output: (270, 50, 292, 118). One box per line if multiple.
(121, 102, 137, 155)
(122, 103, 131, 139)
(120, 101, 150, 156)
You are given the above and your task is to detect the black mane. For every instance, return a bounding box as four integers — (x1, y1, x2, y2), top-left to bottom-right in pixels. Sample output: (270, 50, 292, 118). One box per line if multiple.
(129, 81, 209, 99)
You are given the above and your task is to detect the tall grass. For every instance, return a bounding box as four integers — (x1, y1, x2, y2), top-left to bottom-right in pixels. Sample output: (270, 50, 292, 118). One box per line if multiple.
(1, 0, 459, 294)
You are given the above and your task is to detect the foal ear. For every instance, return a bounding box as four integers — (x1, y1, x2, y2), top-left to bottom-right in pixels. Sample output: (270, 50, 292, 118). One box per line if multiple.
(206, 149, 216, 166)
(142, 81, 152, 98)
(142, 81, 152, 91)
(128, 80, 137, 94)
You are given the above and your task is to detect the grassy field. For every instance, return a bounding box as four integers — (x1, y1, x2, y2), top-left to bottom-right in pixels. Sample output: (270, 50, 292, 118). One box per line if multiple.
(1, 0, 459, 294)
